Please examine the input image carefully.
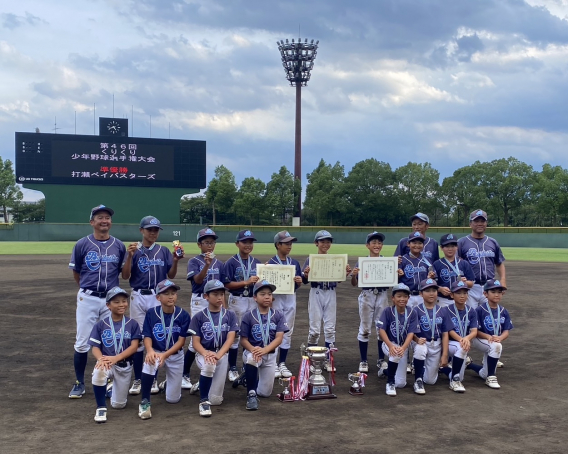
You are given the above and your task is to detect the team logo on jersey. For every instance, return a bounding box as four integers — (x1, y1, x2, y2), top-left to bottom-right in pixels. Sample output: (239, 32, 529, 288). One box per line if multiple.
(419, 315, 443, 333)
(152, 322, 181, 341)
(423, 251, 432, 258)
(251, 322, 277, 342)
(483, 315, 505, 333)
(85, 251, 101, 271)
(235, 266, 257, 281)
(389, 321, 406, 340)
(466, 248, 495, 264)
(101, 328, 132, 348)
(201, 321, 227, 341)
(404, 264, 426, 278)
(439, 268, 451, 282)
(450, 317, 461, 332)
(138, 256, 165, 273)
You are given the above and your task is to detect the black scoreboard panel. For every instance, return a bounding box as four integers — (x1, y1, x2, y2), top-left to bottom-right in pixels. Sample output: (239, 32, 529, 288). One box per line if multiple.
(15, 133, 206, 189)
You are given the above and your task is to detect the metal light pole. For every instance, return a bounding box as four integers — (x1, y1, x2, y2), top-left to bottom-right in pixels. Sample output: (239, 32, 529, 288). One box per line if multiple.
(277, 38, 319, 226)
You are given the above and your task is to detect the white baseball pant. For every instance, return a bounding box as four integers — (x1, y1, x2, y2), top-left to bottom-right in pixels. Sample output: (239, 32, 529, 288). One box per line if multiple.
(466, 284, 487, 309)
(412, 340, 442, 385)
(448, 340, 469, 381)
(308, 288, 336, 345)
(437, 297, 453, 308)
(228, 295, 256, 349)
(129, 290, 159, 353)
(243, 349, 277, 397)
(381, 342, 409, 388)
(471, 338, 503, 379)
(195, 353, 229, 405)
(357, 290, 388, 342)
(187, 293, 210, 353)
(92, 363, 132, 408)
(407, 294, 424, 309)
(75, 290, 109, 353)
(142, 350, 184, 403)
(272, 294, 297, 350)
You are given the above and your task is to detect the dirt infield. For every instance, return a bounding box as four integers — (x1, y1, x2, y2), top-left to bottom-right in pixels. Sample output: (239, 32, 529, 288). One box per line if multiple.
(1, 255, 567, 454)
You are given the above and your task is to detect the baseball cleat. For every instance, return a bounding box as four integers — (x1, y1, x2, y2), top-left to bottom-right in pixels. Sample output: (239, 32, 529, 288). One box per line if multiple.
(413, 379, 426, 395)
(228, 366, 240, 382)
(449, 379, 466, 393)
(386, 383, 397, 396)
(129, 379, 141, 395)
(246, 392, 259, 411)
(158, 380, 167, 393)
(138, 399, 152, 420)
(465, 356, 473, 367)
(199, 401, 212, 417)
(150, 379, 160, 394)
(189, 382, 200, 395)
(406, 364, 412, 374)
(497, 360, 504, 368)
(485, 376, 501, 389)
(105, 380, 113, 399)
(69, 381, 86, 399)
(94, 407, 107, 423)
(182, 375, 192, 389)
(278, 363, 292, 378)
(232, 370, 247, 389)
(274, 365, 281, 379)
(377, 360, 388, 378)
(359, 361, 369, 373)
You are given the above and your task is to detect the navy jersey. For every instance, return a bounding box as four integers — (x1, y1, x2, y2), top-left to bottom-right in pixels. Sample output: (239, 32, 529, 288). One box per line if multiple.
(442, 304, 478, 338)
(378, 306, 420, 345)
(69, 234, 126, 291)
(302, 256, 337, 289)
(476, 303, 513, 336)
(457, 235, 505, 284)
(433, 257, 475, 297)
(222, 254, 261, 291)
(240, 309, 289, 349)
(142, 306, 191, 352)
(189, 309, 239, 351)
(268, 255, 302, 292)
(88, 316, 141, 356)
(186, 255, 223, 294)
(128, 244, 173, 290)
(414, 303, 447, 342)
(394, 236, 440, 263)
(398, 254, 431, 292)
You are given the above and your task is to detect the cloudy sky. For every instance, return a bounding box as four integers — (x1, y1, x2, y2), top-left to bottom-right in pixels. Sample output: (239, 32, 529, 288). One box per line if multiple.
(2, 0, 568, 201)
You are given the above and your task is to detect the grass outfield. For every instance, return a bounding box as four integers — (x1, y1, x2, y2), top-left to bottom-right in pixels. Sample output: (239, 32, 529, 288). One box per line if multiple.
(0, 242, 566, 262)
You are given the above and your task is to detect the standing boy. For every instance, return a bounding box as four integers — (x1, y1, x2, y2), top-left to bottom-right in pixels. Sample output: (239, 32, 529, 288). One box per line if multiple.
(138, 279, 190, 420)
(183, 228, 223, 391)
(302, 230, 351, 370)
(88, 286, 141, 423)
(350, 231, 389, 374)
(398, 232, 436, 308)
(268, 231, 303, 379)
(189, 280, 239, 417)
(240, 280, 288, 411)
(433, 234, 475, 307)
(457, 210, 506, 308)
(222, 229, 261, 381)
(440, 281, 478, 393)
(467, 279, 513, 389)
(377, 283, 420, 396)
(394, 213, 440, 262)
(122, 215, 181, 396)
(69, 205, 126, 398)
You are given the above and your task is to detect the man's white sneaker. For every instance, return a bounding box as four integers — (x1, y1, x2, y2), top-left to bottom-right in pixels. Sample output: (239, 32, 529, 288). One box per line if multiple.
(228, 366, 240, 382)
(94, 407, 107, 423)
(485, 376, 501, 389)
(359, 361, 369, 373)
(386, 383, 396, 396)
(138, 399, 152, 420)
(497, 360, 504, 368)
(129, 379, 141, 395)
(150, 379, 160, 394)
(189, 382, 200, 395)
(449, 379, 466, 393)
(199, 400, 212, 417)
(413, 379, 426, 395)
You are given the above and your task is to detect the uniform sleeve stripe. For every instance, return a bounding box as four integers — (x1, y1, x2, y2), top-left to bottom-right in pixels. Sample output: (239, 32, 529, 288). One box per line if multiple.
(89, 338, 101, 344)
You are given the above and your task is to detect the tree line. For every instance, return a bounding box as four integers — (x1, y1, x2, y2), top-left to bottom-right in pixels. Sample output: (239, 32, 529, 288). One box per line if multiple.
(3, 155, 568, 226)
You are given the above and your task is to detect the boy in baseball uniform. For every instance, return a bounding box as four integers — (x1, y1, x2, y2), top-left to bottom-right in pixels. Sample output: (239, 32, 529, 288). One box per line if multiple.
(89, 286, 141, 423)
(189, 280, 239, 417)
(137, 279, 190, 420)
(394, 213, 439, 262)
(240, 280, 288, 411)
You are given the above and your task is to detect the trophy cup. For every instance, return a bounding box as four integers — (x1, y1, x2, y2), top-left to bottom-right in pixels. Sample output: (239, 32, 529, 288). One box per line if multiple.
(277, 376, 295, 402)
(348, 372, 365, 396)
(172, 240, 184, 258)
(306, 346, 336, 400)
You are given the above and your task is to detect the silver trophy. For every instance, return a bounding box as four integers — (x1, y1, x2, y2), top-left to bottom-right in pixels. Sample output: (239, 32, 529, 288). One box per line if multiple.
(348, 372, 364, 396)
(277, 377, 294, 402)
(306, 346, 336, 400)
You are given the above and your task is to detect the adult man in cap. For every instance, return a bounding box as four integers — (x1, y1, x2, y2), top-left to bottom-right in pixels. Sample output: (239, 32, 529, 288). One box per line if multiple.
(68, 205, 126, 398)
(457, 209, 506, 309)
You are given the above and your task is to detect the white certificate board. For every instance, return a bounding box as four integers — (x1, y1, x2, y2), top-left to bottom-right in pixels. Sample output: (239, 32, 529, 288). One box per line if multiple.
(256, 264, 296, 295)
(357, 257, 399, 287)
(308, 254, 348, 282)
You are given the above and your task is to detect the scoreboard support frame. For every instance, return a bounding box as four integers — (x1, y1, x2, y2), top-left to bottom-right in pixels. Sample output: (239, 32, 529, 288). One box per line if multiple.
(24, 184, 199, 224)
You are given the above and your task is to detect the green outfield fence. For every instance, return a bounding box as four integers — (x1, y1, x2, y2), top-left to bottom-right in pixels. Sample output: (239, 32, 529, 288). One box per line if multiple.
(1, 223, 568, 248)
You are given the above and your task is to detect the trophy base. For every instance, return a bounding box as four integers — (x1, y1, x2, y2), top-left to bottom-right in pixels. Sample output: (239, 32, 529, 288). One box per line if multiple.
(349, 386, 364, 396)
(306, 384, 337, 400)
(277, 393, 295, 402)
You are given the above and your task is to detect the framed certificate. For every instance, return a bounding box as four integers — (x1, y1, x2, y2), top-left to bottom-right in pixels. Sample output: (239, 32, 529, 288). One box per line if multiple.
(357, 257, 399, 287)
(256, 264, 296, 295)
(308, 254, 348, 282)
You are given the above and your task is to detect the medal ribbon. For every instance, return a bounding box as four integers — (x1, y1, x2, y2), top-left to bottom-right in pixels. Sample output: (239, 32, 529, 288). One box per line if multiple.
(275, 255, 291, 265)
(160, 308, 176, 350)
(237, 255, 252, 282)
(108, 316, 126, 354)
(256, 308, 272, 347)
(486, 303, 502, 336)
(451, 304, 469, 338)
(442, 258, 462, 278)
(206, 308, 224, 349)
(395, 307, 409, 345)
(422, 305, 438, 341)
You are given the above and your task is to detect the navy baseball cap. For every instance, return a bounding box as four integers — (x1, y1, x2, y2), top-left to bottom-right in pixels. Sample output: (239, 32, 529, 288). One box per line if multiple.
(410, 213, 430, 223)
(106, 286, 129, 302)
(366, 231, 385, 243)
(392, 283, 411, 296)
(90, 204, 114, 220)
(407, 231, 426, 242)
(420, 278, 439, 291)
(469, 209, 488, 221)
(197, 228, 218, 242)
(236, 229, 257, 242)
(440, 233, 458, 246)
(156, 279, 180, 294)
(314, 230, 334, 242)
(450, 281, 469, 293)
(274, 230, 297, 245)
(253, 279, 277, 295)
(139, 216, 163, 230)
(484, 279, 507, 291)
(203, 279, 227, 294)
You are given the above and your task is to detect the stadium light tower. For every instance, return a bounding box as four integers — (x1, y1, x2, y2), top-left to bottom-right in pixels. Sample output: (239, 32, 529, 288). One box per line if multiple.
(277, 37, 319, 226)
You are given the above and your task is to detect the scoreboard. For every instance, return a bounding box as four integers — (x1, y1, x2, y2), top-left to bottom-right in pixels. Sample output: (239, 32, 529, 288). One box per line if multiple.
(15, 132, 206, 189)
